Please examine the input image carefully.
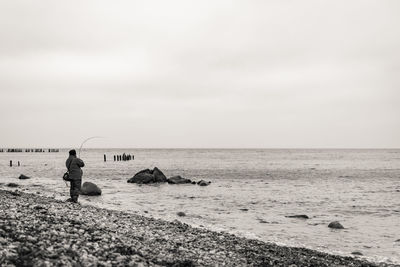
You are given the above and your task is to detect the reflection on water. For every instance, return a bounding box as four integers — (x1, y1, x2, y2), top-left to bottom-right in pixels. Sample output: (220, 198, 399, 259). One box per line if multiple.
(1, 149, 399, 264)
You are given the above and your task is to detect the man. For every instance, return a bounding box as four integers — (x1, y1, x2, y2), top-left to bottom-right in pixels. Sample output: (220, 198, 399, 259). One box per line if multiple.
(65, 149, 85, 203)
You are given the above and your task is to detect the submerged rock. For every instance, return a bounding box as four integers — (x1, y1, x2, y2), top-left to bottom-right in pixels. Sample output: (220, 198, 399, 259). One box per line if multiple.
(7, 183, 19, 187)
(177, 212, 186, 217)
(197, 180, 211, 186)
(19, 174, 30, 180)
(286, 215, 309, 219)
(167, 176, 192, 184)
(80, 182, 102, 196)
(351, 251, 363, 256)
(328, 221, 344, 229)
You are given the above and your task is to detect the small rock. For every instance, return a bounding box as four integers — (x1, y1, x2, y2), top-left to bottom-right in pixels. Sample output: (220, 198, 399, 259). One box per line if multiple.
(286, 215, 309, 219)
(197, 180, 211, 186)
(328, 221, 344, 229)
(177, 212, 186, 217)
(19, 174, 30, 180)
(351, 251, 363, 256)
(7, 183, 19, 187)
(167, 176, 192, 184)
(26, 236, 37, 243)
(239, 208, 249, 211)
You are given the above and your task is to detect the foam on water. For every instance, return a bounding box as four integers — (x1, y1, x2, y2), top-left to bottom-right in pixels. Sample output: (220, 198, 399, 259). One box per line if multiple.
(0, 149, 399, 264)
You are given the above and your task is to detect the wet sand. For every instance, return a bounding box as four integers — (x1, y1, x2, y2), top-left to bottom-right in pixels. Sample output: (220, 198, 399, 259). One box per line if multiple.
(0, 189, 395, 266)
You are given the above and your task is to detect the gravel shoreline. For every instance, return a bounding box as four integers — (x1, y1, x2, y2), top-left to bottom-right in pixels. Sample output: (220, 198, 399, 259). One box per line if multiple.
(0, 189, 395, 266)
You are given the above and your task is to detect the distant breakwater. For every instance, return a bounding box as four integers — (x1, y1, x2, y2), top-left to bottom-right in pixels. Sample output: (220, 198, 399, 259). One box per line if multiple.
(0, 148, 59, 153)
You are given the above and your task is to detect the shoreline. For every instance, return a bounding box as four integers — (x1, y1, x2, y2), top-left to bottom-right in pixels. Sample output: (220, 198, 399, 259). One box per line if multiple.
(0, 189, 395, 266)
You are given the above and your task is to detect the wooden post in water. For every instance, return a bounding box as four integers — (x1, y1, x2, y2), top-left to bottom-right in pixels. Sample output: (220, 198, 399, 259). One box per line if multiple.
(104, 154, 106, 162)
(18, 161, 20, 167)
(10, 160, 12, 167)
(114, 155, 116, 161)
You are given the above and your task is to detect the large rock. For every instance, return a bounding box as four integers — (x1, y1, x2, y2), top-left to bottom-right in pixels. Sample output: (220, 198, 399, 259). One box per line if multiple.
(127, 168, 167, 184)
(18, 174, 30, 180)
(80, 182, 102, 196)
(128, 169, 154, 184)
(328, 221, 344, 229)
(153, 167, 167, 182)
(167, 176, 192, 184)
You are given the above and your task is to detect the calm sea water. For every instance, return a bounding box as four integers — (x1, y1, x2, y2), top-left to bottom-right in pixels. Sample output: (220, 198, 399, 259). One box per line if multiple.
(0, 149, 399, 264)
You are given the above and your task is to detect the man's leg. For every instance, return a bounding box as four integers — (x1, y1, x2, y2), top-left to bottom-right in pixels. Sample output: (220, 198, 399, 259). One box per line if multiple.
(69, 180, 74, 200)
(71, 179, 82, 203)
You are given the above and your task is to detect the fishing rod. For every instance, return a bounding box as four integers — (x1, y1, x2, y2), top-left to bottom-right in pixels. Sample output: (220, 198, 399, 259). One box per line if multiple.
(78, 136, 104, 157)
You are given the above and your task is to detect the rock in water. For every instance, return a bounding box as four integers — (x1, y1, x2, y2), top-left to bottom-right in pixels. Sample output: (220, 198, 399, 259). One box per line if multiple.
(80, 182, 102, 196)
(286, 215, 309, 219)
(128, 168, 195, 185)
(18, 174, 30, 180)
(7, 183, 19, 187)
(328, 221, 344, 229)
(127, 167, 168, 184)
(351, 251, 363, 256)
(177, 212, 186, 217)
(197, 180, 211, 186)
(167, 176, 192, 184)
(128, 169, 155, 184)
(153, 167, 167, 182)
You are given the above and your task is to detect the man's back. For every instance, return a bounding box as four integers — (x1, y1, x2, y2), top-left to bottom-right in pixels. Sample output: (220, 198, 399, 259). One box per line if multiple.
(66, 155, 85, 180)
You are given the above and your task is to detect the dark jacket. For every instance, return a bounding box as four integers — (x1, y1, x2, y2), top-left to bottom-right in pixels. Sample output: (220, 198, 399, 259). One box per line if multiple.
(66, 156, 85, 180)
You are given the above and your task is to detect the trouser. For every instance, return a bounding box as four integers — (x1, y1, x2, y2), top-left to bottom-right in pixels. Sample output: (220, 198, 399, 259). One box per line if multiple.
(70, 179, 82, 202)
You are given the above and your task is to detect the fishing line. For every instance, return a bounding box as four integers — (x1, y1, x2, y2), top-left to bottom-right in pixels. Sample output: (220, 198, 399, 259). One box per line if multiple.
(78, 136, 104, 157)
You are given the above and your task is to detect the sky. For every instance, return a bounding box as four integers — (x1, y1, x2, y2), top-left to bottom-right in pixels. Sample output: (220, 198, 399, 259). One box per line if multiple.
(0, 0, 399, 148)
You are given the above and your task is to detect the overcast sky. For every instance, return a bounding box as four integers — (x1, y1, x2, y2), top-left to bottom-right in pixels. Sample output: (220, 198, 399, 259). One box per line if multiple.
(0, 0, 399, 148)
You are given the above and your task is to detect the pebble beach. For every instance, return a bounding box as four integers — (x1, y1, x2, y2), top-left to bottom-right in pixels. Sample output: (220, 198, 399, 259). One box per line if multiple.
(0, 189, 396, 267)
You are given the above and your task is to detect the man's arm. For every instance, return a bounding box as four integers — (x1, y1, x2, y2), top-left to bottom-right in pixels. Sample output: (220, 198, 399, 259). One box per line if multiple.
(76, 158, 85, 168)
(65, 159, 71, 169)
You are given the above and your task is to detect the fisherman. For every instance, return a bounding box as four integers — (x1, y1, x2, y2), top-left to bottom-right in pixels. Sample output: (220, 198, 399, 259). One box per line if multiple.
(65, 149, 85, 203)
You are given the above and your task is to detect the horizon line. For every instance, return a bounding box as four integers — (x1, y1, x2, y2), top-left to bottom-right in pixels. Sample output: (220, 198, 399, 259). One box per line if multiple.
(1, 147, 399, 150)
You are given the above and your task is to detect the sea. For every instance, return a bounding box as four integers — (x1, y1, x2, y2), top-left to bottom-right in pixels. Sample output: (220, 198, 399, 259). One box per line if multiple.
(0, 149, 399, 264)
